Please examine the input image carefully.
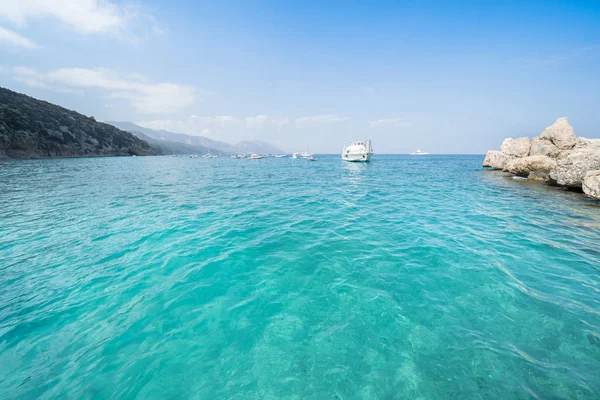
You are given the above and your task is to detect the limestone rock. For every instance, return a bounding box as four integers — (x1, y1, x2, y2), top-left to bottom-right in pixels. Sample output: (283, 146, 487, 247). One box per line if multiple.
(540, 117, 576, 150)
(483, 150, 512, 170)
(500, 137, 531, 158)
(503, 155, 557, 180)
(549, 148, 600, 187)
(582, 171, 600, 199)
(575, 137, 600, 149)
(529, 137, 560, 158)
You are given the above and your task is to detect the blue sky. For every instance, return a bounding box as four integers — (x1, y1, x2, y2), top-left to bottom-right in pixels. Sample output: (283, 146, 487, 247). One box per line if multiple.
(1, 0, 599, 153)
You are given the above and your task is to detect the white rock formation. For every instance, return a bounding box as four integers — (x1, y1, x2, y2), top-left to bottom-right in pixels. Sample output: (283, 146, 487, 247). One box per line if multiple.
(529, 137, 560, 158)
(503, 155, 557, 180)
(583, 171, 600, 199)
(539, 117, 576, 150)
(549, 148, 600, 187)
(482, 150, 513, 170)
(500, 137, 531, 158)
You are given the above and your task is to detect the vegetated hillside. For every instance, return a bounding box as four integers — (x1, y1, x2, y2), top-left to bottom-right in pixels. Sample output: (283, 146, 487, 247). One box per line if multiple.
(0, 87, 158, 159)
(108, 121, 285, 155)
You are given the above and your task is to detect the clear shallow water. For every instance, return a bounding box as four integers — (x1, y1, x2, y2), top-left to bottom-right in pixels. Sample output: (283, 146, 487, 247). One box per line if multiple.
(1, 155, 599, 399)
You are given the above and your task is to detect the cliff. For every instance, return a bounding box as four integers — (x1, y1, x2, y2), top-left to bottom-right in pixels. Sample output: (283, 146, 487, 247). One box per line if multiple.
(0, 87, 158, 159)
(483, 118, 600, 200)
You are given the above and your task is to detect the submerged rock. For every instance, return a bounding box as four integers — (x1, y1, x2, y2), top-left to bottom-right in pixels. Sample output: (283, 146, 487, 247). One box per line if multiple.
(583, 171, 600, 199)
(483, 150, 512, 170)
(503, 155, 557, 181)
(500, 137, 531, 158)
(550, 148, 600, 187)
(540, 117, 576, 150)
(529, 137, 560, 158)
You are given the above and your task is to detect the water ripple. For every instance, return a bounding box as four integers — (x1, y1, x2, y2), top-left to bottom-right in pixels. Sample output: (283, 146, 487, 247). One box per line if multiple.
(0, 155, 599, 399)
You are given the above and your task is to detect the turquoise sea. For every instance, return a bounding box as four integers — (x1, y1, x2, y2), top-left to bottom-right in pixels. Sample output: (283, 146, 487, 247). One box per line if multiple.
(1, 155, 599, 399)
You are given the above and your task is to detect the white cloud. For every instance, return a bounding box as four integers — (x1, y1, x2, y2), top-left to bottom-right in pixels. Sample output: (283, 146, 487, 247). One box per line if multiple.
(189, 115, 239, 127)
(246, 115, 289, 130)
(11, 66, 196, 114)
(137, 116, 239, 135)
(295, 115, 350, 127)
(0, 0, 162, 42)
(369, 118, 411, 128)
(137, 119, 185, 131)
(0, 25, 36, 48)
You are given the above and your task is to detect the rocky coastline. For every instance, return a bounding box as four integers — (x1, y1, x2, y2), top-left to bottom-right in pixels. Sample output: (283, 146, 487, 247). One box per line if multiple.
(483, 118, 600, 200)
(0, 87, 158, 159)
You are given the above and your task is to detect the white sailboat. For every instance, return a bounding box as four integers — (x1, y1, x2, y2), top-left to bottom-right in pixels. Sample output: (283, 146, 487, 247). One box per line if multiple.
(342, 139, 373, 162)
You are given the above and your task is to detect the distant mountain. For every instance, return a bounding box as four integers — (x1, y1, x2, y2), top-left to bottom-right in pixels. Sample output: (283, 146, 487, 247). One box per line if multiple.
(107, 121, 284, 155)
(235, 139, 284, 154)
(0, 87, 157, 159)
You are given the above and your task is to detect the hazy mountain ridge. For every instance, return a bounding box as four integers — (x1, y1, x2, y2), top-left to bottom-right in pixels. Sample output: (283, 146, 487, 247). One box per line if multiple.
(0, 87, 157, 159)
(107, 121, 284, 155)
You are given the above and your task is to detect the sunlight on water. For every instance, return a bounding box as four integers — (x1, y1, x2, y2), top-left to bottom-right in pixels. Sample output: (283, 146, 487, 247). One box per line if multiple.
(0, 155, 599, 399)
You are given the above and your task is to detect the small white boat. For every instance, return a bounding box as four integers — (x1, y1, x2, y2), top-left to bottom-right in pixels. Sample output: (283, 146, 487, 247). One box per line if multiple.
(342, 139, 373, 162)
(410, 149, 429, 155)
(292, 152, 301, 158)
(307, 156, 316, 161)
(230, 155, 242, 159)
(274, 154, 286, 158)
(249, 154, 267, 159)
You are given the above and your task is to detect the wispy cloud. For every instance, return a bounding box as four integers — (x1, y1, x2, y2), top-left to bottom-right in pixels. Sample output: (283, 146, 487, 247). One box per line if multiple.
(138, 116, 240, 135)
(295, 115, 350, 127)
(189, 115, 239, 127)
(246, 115, 289, 130)
(0, 0, 163, 43)
(11, 66, 196, 114)
(369, 118, 411, 128)
(0, 25, 36, 48)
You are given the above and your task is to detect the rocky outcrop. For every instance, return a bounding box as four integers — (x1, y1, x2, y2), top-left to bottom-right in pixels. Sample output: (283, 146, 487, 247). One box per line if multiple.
(540, 117, 576, 150)
(530, 137, 560, 158)
(503, 155, 557, 180)
(575, 137, 600, 149)
(500, 137, 531, 157)
(583, 171, 600, 199)
(0, 87, 159, 159)
(483, 117, 600, 200)
(482, 150, 512, 170)
(550, 148, 600, 187)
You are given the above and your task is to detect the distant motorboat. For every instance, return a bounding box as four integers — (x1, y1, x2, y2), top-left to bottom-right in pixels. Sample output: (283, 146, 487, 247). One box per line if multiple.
(249, 154, 267, 159)
(230, 155, 242, 159)
(274, 154, 286, 158)
(307, 156, 316, 161)
(342, 139, 373, 162)
(410, 149, 429, 155)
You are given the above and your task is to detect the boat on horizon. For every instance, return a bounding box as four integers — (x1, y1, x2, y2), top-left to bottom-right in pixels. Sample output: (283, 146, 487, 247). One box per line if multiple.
(410, 149, 429, 155)
(342, 139, 373, 162)
(249, 154, 267, 159)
